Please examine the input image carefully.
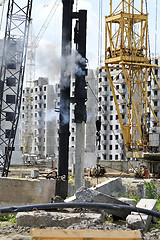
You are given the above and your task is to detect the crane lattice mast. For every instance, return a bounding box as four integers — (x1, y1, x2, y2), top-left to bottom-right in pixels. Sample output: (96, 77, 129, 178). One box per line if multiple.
(0, 0, 33, 176)
(105, 0, 160, 156)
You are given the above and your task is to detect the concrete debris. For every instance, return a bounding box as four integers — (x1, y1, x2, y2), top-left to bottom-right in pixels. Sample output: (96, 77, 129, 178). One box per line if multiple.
(138, 184, 146, 199)
(118, 197, 137, 207)
(16, 211, 105, 228)
(0, 215, 159, 240)
(0, 177, 56, 205)
(66, 177, 126, 203)
(64, 195, 76, 203)
(52, 196, 64, 203)
(126, 199, 157, 232)
(30, 170, 39, 179)
(12, 236, 30, 240)
(92, 177, 126, 197)
(138, 180, 154, 199)
(75, 186, 131, 219)
(68, 182, 75, 197)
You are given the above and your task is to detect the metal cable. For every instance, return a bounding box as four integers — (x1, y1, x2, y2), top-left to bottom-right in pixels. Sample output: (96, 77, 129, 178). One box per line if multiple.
(98, 0, 103, 69)
(0, 0, 6, 31)
(144, 0, 150, 59)
(130, 0, 134, 108)
(155, 0, 158, 58)
(87, 80, 124, 150)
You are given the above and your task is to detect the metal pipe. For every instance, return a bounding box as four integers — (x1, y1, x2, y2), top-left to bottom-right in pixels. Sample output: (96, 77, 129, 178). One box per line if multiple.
(1, 202, 160, 218)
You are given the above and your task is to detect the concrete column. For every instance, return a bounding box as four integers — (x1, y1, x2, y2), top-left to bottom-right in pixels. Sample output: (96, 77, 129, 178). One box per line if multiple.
(75, 122, 85, 191)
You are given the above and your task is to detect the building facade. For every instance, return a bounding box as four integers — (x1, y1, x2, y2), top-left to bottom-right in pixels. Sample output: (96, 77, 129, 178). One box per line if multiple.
(21, 77, 58, 162)
(69, 69, 98, 168)
(98, 59, 160, 162)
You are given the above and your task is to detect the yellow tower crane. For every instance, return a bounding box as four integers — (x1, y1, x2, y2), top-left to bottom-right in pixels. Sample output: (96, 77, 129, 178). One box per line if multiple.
(105, 0, 160, 158)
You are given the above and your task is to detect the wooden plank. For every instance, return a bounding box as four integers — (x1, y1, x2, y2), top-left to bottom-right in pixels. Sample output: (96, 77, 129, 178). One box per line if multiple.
(31, 229, 142, 240)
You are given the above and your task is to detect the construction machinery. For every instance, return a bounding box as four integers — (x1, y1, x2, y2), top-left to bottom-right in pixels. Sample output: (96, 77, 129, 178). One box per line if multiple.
(104, 0, 160, 160)
(0, 0, 33, 176)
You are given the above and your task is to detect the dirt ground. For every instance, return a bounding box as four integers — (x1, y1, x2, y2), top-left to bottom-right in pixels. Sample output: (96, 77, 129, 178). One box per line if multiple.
(0, 213, 160, 240)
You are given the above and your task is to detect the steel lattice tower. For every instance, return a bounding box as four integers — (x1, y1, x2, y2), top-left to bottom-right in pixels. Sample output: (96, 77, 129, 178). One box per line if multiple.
(0, 0, 33, 176)
(105, 0, 160, 156)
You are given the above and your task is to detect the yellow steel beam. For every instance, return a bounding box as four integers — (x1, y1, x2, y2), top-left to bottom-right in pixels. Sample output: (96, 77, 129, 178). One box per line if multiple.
(147, 99, 160, 127)
(132, 99, 142, 139)
(106, 13, 147, 23)
(119, 61, 158, 68)
(151, 68, 160, 90)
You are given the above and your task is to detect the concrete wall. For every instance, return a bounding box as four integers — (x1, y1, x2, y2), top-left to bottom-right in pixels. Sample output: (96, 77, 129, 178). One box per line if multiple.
(99, 160, 150, 173)
(84, 152, 97, 168)
(0, 177, 56, 206)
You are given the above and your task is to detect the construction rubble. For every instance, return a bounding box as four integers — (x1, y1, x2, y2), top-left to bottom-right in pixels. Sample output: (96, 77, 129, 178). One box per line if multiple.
(0, 177, 160, 240)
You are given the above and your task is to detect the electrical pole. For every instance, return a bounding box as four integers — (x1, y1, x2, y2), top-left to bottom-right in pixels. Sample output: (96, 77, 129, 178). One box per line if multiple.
(58, 0, 74, 198)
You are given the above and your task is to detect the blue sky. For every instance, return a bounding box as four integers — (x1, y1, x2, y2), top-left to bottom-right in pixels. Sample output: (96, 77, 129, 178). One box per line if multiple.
(0, 0, 160, 83)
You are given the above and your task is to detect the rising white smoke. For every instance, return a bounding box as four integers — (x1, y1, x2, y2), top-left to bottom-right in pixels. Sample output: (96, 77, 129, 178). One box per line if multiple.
(44, 109, 59, 122)
(36, 39, 61, 83)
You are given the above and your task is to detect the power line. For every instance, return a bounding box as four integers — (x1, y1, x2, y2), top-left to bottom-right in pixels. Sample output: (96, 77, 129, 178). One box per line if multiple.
(0, 0, 6, 31)
(145, 0, 151, 59)
(155, 0, 158, 58)
(98, 0, 103, 69)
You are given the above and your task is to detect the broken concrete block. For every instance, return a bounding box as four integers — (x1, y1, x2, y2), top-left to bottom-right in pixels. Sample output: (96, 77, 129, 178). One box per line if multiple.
(68, 182, 75, 197)
(16, 211, 105, 227)
(138, 184, 146, 199)
(126, 199, 157, 232)
(0, 177, 56, 205)
(76, 187, 131, 219)
(21, 173, 26, 178)
(126, 214, 145, 230)
(84, 180, 91, 188)
(30, 170, 39, 179)
(92, 177, 126, 197)
(65, 195, 76, 203)
(118, 197, 137, 207)
(138, 180, 154, 199)
(53, 195, 64, 203)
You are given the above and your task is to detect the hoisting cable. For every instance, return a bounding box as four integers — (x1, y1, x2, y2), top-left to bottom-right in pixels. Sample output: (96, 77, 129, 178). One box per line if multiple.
(87, 77, 143, 190)
(130, 0, 134, 109)
(155, 0, 158, 59)
(145, 0, 151, 131)
(87, 75, 124, 150)
(98, 0, 103, 69)
(0, 0, 6, 31)
(35, 0, 60, 46)
(145, 0, 151, 59)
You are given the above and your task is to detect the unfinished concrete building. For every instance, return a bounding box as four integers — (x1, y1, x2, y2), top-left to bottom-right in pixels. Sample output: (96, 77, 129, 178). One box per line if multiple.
(21, 77, 58, 163)
(0, 39, 23, 166)
(98, 59, 160, 163)
(68, 69, 98, 169)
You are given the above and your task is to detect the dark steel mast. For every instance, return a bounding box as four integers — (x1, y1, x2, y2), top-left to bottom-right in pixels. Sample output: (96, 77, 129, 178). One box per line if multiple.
(58, 0, 74, 196)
